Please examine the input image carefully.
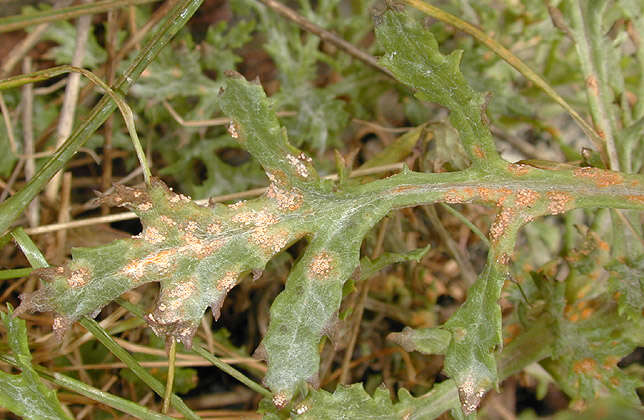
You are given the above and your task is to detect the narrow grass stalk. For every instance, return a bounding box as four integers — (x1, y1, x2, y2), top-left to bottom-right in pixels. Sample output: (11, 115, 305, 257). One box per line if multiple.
(191, 345, 273, 399)
(0, 65, 150, 184)
(439, 203, 490, 247)
(162, 339, 177, 414)
(0, 354, 172, 420)
(0, 0, 203, 235)
(0, 268, 33, 280)
(0, 0, 160, 33)
(79, 317, 201, 420)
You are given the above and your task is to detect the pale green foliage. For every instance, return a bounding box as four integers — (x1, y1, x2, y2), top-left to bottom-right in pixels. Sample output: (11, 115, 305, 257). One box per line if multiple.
(0, 306, 72, 420)
(6, 3, 644, 418)
(260, 381, 464, 420)
(376, 12, 500, 164)
(608, 256, 644, 320)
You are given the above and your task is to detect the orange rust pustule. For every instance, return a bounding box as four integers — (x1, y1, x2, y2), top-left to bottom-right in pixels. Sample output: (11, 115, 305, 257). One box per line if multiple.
(546, 191, 573, 215)
(473, 145, 486, 159)
(626, 195, 644, 204)
(496, 252, 511, 265)
(476, 187, 513, 204)
(573, 358, 597, 374)
(392, 185, 419, 194)
(585, 75, 599, 96)
(309, 252, 334, 279)
(573, 167, 623, 187)
(489, 207, 515, 242)
(503, 323, 522, 345)
(515, 189, 539, 208)
(507, 163, 532, 176)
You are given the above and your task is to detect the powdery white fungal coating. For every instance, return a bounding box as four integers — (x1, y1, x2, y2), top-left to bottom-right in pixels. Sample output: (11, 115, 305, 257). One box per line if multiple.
(272, 392, 289, 409)
(546, 191, 573, 215)
(309, 252, 333, 278)
(179, 233, 224, 258)
(52, 315, 68, 337)
(286, 153, 309, 178)
(515, 189, 539, 208)
(266, 183, 303, 211)
(168, 279, 197, 301)
(67, 267, 90, 288)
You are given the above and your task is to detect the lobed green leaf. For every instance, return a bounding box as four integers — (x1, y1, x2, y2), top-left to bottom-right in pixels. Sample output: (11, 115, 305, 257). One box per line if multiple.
(0, 306, 73, 420)
(375, 11, 500, 165)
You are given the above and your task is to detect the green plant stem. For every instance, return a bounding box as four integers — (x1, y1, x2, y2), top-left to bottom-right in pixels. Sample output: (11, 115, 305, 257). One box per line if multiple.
(566, 0, 620, 170)
(0, 268, 33, 280)
(162, 339, 177, 414)
(191, 345, 273, 399)
(0, 0, 204, 235)
(0, 0, 160, 33)
(11, 227, 48, 268)
(401, 0, 604, 153)
(79, 317, 200, 420)
(0, 354, 172, 420)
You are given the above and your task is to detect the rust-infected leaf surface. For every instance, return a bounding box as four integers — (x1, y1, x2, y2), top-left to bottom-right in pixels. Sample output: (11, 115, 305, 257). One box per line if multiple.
(17, 178, 307, 348)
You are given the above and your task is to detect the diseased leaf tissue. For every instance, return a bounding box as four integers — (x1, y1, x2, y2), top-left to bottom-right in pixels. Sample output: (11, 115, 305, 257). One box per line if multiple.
(17, 176, 307, 348)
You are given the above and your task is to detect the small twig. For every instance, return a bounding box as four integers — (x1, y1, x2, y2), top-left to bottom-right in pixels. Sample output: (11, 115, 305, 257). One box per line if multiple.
(22, 57, 39, 228)
(45, 9, 92, 203)
(162, 339, 177, 414)
(258, 0, 395, 79)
